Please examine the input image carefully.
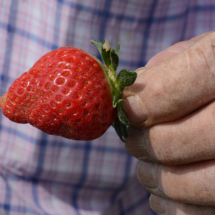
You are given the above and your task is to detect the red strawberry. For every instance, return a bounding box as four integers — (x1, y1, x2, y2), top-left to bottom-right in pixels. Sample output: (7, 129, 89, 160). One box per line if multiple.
(0, 40, 137, 141)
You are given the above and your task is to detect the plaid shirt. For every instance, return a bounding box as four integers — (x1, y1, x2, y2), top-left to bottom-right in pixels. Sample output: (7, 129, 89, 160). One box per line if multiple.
(0, 0, 214, 214)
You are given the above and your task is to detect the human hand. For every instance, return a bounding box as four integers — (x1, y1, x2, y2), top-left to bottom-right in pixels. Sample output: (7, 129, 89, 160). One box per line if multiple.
(122, 31, 215, 214)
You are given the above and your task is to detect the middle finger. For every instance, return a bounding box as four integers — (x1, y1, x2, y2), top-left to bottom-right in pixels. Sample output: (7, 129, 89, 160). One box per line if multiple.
(126, 100, 215, 165)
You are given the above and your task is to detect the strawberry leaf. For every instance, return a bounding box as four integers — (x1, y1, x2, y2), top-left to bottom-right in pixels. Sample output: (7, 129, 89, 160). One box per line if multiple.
(117, 69, 137, 90)
(117, 102, 130, 126)
(112, 116, 127, 142)
(101, 40, 112, 67)
(111, 50, 119, 72)
(93, 40, 119, 72)
(115, 43, 120, 56)
(90, 40, 103, 55)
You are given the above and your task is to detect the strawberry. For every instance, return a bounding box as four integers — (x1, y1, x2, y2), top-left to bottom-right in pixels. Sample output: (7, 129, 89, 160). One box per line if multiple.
(0, 40, 136, 142)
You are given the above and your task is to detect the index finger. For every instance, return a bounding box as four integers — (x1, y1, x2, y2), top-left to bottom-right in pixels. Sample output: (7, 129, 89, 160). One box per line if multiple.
(122, 31, 215, 127)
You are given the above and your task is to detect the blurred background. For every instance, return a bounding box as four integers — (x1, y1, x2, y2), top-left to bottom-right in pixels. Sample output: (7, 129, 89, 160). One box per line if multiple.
(0, 0, 214, 214)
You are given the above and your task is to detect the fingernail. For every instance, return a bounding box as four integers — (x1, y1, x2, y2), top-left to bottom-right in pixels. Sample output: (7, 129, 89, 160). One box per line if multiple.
(149, 195, 166, 214)
(135, 67, 147, 74)
(122, 96, 147, 127)
(125, 127, 147, 160)
(137, 161, 156, 188)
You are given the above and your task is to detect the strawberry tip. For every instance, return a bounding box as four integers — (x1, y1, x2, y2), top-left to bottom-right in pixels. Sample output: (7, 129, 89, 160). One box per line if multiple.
(0, 92, 8, 108)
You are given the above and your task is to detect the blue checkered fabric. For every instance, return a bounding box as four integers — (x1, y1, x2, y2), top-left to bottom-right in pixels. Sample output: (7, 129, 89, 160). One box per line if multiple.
(0, 0, 215, 214)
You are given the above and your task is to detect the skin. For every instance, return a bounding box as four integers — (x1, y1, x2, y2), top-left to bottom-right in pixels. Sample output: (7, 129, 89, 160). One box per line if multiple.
(122, 31, 215, 214)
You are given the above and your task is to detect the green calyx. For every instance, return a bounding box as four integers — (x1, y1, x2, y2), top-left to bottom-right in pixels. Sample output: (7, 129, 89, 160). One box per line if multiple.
(91, 40, 137, 143)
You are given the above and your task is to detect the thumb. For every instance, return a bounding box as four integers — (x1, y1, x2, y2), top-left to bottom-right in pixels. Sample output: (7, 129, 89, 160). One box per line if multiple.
(122, 31, 215, 127)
